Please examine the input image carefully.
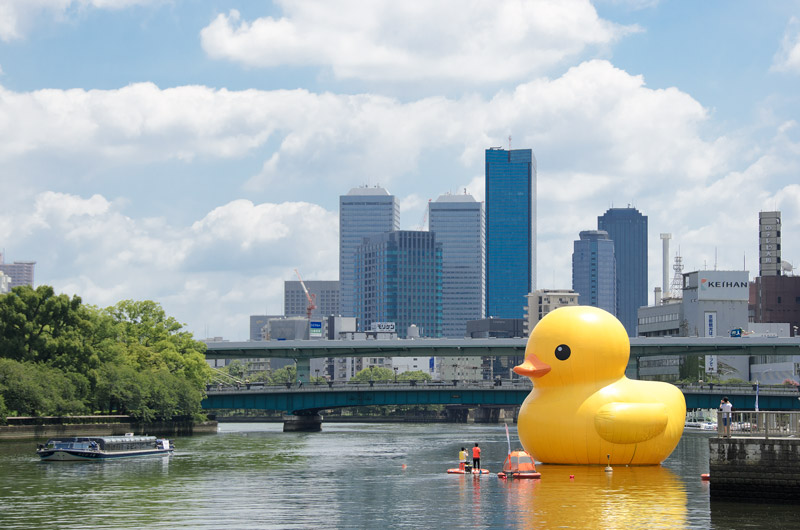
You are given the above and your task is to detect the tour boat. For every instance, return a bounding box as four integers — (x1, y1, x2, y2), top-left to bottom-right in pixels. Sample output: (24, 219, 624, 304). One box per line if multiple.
(497, 450, 541, 479)
(36, 433, 173, 461)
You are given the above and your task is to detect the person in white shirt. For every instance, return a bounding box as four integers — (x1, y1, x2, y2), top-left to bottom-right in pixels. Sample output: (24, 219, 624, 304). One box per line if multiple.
(720, 397, 733, 437)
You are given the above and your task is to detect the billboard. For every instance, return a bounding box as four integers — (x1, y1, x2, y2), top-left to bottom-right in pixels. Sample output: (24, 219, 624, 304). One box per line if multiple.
(705, 355, 718, 374)
(704, 311, 717, 337)
(370, 322, 396, 332)
(310, 320, 323, 338)
(688, 271, 749, 301)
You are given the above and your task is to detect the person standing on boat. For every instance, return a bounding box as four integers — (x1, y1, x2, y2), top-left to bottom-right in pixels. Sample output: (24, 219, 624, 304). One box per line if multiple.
(458, 447, 467, 471)
(472, 443, 481, 470)
(720, 397, 733, 437)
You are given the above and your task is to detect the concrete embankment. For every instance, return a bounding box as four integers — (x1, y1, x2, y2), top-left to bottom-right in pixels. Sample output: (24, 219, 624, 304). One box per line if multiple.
(0, 420, 218, 440)
(709, 437, 800, 503)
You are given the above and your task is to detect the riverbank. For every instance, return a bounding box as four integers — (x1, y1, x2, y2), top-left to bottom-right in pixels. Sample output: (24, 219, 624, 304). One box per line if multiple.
(0, 417, 218, 440)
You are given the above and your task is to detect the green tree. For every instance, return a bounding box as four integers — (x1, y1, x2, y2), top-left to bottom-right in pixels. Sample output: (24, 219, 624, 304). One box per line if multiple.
(350, 366, 394, 382)
(0, 285, 98, 373)
(269, 365, 297, 384)
(104, 300, 211, 389)
(0, 358, 87, 416)
(398, 370, 432, 382)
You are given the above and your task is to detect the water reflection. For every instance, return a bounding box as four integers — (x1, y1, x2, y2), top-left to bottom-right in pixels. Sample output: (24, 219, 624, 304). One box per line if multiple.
(501, 465, 687, 529)
(0, 425, 792, 529)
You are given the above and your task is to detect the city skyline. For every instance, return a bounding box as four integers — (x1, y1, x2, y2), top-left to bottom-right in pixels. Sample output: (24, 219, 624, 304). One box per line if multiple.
(1, 2, 799, 340)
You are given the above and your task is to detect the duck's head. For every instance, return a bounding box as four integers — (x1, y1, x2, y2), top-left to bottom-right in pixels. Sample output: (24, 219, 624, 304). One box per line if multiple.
(513, 306, 630, 386)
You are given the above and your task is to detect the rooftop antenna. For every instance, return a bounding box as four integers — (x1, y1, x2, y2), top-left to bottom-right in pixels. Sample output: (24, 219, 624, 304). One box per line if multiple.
(714, 247, 718, 271)
(508, 135, 512, 151)
(669, 249, 684, 299)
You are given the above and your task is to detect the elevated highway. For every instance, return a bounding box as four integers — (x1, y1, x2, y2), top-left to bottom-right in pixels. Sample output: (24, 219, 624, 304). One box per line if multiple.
(205, 336, 800, 359)
(204, 336, 800, 381)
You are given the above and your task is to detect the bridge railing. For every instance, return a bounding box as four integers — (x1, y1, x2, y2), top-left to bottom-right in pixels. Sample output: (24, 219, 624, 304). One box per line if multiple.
(205, 378, 533, 394)
(716, 411, 800, 439)
(676, 382, 800, 397)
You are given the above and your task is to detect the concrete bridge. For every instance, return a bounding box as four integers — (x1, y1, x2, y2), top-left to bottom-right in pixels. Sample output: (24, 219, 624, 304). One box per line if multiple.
(202, 380, 800, 431)
(204, 336, 800, 381)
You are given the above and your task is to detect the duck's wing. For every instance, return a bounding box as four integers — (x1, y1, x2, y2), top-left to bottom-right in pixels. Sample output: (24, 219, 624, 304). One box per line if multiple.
(594, 403, 668, 444)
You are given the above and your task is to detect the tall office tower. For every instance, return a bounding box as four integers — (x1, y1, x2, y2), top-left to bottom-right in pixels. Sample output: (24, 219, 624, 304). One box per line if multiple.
(428, 193, 485, 338)
(284, 280, 340, 319)
(598, 207, 648, 336)
(354, 231, 442, 338)
(572, 230, 616, 315)
(485, 147, 536, 318)
(0, 252, 36, 288)
(759, 211, 781, 277)
(339, 187, 400, 317)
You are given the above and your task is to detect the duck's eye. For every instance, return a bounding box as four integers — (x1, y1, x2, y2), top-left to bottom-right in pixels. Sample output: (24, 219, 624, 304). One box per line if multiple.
(555, 344, 571, 361)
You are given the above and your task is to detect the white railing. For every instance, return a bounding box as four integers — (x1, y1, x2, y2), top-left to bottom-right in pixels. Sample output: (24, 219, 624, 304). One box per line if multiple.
(716, 410, 800, 439)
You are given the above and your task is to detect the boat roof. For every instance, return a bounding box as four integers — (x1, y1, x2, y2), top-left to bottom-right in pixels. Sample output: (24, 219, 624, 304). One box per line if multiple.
(44, 435, 158, 443)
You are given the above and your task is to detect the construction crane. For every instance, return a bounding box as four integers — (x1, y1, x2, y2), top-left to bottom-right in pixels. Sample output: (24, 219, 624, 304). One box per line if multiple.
(294, 268, 317, 319)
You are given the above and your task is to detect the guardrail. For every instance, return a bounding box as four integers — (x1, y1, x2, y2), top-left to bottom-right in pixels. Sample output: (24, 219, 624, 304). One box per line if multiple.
(206, 378, 534, 394)
(716, 410, 800, 439)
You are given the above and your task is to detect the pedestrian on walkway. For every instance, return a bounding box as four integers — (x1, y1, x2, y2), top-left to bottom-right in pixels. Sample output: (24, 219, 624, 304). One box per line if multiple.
(720, 397, 733, 437)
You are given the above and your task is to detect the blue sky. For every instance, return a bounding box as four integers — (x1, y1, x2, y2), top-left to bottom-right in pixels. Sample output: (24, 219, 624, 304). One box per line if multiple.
(1, 0, 799, 340)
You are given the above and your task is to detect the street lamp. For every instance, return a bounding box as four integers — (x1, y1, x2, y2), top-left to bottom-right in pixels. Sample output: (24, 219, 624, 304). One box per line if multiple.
(315, 369, 320, 385)
(394, 366, 398, 383)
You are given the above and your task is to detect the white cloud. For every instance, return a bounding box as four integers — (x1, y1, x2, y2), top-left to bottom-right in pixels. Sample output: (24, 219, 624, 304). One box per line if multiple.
(0, 191, 338, 338)
(200, 1, 638, 82)
(772, 17, 800, 73)
(0, 60, 726, 200)
(0, 0, 162, 41)
(4, 58, 799, 338)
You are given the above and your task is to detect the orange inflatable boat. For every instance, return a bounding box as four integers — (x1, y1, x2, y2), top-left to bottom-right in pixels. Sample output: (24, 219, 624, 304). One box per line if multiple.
(497, 450, 541, 479)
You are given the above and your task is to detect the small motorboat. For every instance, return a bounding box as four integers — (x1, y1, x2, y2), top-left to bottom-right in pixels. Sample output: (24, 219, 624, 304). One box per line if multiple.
(497, 450, 540, 479)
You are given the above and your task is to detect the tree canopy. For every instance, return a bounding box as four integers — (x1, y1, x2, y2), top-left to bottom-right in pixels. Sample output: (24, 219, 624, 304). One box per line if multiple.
(0, 285, 211, 423)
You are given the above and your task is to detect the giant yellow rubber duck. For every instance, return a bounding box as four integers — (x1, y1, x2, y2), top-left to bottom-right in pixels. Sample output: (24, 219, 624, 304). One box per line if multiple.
(514, 306, 685, 465)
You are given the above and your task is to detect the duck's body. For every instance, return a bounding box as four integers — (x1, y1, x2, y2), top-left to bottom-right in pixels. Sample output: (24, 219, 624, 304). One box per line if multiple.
(514, 306, 685, 465)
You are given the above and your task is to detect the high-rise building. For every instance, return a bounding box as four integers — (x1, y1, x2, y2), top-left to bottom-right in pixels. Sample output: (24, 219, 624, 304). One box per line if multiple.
(525, 288, 580, 335)
(339, 187, 399, 317)
(0, 252, 35, 289)
(598, 207, 648, 336)
(0, 270, 10, 294)
(572, 230, 616, 315)
(354, 230, 442, 338)
(428, 193, 485, 338)
(485, 147, 536, 319)
(284, 280, 340, 319)
(753, 211, 799, 336)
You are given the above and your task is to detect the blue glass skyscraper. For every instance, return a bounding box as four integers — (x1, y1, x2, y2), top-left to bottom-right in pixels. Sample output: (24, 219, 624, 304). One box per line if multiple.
(339, 186, 399, 318)
(485, 147, 536, 318)
(354, 231, 442, 338)
(429, 193, 484, 338)
(598, 207, 648, 336)
(572, 230, 616, 315)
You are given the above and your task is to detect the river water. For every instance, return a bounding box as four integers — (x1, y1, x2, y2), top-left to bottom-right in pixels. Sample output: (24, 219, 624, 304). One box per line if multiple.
(0, 423, 796, 529)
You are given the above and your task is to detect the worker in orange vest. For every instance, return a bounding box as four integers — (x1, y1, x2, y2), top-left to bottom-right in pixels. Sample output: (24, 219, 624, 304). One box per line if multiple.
(472, 443, 481, 470)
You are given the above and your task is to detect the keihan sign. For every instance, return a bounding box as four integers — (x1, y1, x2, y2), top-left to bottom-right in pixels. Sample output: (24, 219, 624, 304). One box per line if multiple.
(693, 271, 749, 301)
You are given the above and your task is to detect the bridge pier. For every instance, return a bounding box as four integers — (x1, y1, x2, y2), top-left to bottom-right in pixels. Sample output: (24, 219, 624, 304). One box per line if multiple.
(295, 358, 311, 383)
(283, 412, 323, 432)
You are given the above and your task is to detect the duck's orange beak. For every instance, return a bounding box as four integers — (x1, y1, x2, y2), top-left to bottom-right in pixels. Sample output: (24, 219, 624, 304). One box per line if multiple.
(513, 354, 551, 378)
